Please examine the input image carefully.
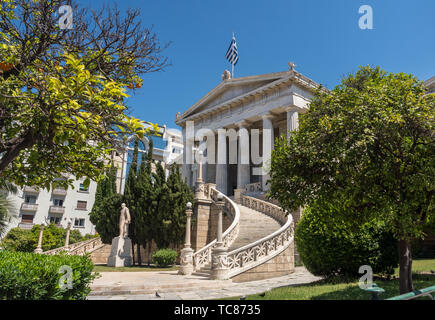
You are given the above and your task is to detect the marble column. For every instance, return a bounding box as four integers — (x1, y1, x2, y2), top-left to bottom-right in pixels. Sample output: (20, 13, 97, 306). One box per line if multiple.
(236, 123, 250, 190)
(262, 114, 274, 191)
(211, 193, 229, 280)
(34, 223, 45, 253)
(64, 219, 72, 251)
(286, 108, 299, 139)
(215, 129, 227, 194)
(179, 202, 194, 275)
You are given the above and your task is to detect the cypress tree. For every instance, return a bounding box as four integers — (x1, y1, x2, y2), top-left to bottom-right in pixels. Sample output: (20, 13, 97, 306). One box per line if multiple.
(89, 166, 122, 243)
(123, 138, 139, 264)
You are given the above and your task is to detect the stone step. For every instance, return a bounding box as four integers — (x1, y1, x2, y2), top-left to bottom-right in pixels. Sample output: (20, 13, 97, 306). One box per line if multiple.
(228, 204, 281, 252)
(90, 279, 231, 296)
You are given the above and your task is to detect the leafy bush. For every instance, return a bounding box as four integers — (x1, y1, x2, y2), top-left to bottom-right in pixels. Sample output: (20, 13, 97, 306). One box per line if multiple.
(0, 224, 97, 252)
(0, 250, 98, 300)
(0, 227, 36, 252)
(295, 204, 398, 278)
(152, 248, 177, 267)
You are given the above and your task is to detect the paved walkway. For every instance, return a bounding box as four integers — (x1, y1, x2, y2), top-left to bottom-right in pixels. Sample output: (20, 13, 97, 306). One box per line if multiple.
(88, 267, 322, 300)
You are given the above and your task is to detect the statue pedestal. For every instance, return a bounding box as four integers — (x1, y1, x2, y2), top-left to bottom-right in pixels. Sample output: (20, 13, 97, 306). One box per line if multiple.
(107, 236, 133, 267)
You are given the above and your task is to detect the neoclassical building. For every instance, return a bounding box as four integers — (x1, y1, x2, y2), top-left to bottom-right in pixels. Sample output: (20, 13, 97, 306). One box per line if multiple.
(175, 64, 322, 196)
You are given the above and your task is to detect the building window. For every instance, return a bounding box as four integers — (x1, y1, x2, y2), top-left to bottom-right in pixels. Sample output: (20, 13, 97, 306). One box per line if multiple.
(79, 183, 89, 192)
(24, 195, 37, 204)
(53, 199, 64, 207)
(74, 218, 85, 227)
(21, 214, 34, 223)
(49, 216, 61, 224)
(76, 200, 87, 210)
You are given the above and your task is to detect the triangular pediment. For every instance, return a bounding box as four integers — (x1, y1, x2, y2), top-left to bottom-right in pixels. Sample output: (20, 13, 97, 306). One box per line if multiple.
(179, 71, 289, 121)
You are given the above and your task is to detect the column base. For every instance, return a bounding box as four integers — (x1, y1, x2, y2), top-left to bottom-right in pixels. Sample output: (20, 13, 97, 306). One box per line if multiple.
(211, 245, 229, 280)
(233, 188, 246, 204)
(34, 248, 43, 254)
(178, 247, 194, 275)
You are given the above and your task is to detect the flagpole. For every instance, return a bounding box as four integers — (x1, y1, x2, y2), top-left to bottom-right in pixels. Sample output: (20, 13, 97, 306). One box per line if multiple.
(232, 32, 235, 78)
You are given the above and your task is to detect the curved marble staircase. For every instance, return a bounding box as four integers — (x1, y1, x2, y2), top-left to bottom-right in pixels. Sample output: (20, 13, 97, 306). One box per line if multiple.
(193, 205, 281, 277)
(192, 184, 295, 281)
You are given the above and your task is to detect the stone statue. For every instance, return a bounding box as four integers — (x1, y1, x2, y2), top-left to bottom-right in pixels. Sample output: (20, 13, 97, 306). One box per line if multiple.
(107, 203, 133, 267)
(119, 203, 131, 238)
(222, 70, 231, 81)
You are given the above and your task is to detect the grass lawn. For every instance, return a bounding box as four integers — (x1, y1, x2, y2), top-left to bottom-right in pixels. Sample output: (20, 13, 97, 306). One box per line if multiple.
(92, 264, 179, 273)
(224, 259, 435, 300)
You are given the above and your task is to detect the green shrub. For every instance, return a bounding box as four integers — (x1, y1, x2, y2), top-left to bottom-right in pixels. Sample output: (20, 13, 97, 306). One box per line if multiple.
(152, 248, 177, 267)
(0, 250, 98, 300)
(0, 227, 36, 252)
(0, 225, 97, 252)
(295, 204, 398, 278)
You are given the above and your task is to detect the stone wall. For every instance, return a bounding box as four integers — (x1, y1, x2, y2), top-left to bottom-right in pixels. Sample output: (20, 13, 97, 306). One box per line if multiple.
(90, 244, 112, 264)
(191, 199, 212, 251)
(90, 241, 182, 265)
(231, 242, 295, 283)
(191, 199, 232, 251)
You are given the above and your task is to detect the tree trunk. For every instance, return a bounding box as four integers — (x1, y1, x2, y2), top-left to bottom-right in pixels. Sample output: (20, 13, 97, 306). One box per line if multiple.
(398, 239, 414, 294)
(137, 244, 142, 266)
(148, 243, 152, 266)
(131, 241, 136, 266)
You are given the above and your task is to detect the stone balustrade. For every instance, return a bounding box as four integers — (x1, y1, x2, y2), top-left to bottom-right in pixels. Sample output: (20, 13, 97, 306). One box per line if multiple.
(192, 185, 240, 271)
(43, 237, 103, 256)
(226, 194, 294, 278)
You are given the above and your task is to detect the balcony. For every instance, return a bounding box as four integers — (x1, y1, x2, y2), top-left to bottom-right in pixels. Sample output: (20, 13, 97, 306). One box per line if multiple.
(20, 203, 38, 212)
(18, 223, 34, 230)
(49, 205, 65, 214)
(52, 187, 67, 196)
(23, 186, 39, 194)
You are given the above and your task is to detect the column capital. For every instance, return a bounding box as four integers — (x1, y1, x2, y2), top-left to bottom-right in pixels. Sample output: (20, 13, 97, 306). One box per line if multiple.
(261, 113, 275, 120)
(235, 120, 251, 129)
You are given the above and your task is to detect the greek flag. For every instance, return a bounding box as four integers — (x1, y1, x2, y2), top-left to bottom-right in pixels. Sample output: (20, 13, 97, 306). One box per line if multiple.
(225, 35, 239, 66)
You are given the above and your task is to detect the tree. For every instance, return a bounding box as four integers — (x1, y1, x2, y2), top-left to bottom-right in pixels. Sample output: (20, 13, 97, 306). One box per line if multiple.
(0, 180, 17, 236)
(0, 0, 168, 189)
(269, 66, 434, 293)
(89, 166, 121, 243)
(123, 138, 140, 264)
(135, 140, 155, 264)
(163, 166, 194, 248)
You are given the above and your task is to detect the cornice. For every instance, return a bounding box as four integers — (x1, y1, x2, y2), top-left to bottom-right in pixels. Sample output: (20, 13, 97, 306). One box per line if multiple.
(175, 70, 325, 126)
(176, 71, 323, 126)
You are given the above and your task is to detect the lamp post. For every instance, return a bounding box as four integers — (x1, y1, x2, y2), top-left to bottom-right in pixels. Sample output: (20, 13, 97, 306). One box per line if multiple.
(195, 150, 206, 200)
(34, 222, 46, 253)
(64, 218, 73, 251)
(178, 202, 194, 275)
(211, 193, 229, 280)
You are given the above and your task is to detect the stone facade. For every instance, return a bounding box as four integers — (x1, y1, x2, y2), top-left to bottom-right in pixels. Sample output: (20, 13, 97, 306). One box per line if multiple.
(175, 66, 321, 196)
(231, 243, 295, 283)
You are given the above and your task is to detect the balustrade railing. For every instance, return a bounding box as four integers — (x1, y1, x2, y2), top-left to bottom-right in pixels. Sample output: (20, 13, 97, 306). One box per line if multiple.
(226, 195, 294, 278)
(192, 185, 240, 271)
(43, 237, 102, 256)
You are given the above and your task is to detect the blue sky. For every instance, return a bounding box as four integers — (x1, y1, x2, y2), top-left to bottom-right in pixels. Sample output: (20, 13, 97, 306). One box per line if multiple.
(79, 0, 435, 129)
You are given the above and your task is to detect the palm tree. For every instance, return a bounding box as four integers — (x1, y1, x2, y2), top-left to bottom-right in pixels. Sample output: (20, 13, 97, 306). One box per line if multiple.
(0, 180, 17, 237)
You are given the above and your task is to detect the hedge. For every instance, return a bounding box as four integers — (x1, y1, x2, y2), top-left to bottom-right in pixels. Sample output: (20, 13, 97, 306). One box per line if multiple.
(152, 248, 177, 267)
(0, 250, 98, 300)
(0, 224, 98, 252)
(295, 205, 398, 278)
